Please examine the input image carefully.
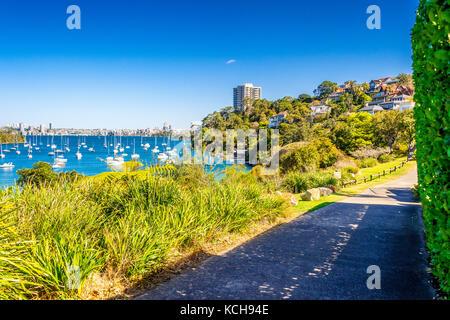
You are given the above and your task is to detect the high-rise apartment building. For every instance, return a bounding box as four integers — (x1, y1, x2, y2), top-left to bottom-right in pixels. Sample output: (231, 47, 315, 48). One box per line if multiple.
(233, 83, 261, 111)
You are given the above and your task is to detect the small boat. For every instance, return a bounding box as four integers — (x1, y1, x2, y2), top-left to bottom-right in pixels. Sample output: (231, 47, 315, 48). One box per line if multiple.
(76, 145, 82, 159)
(16, 150, 21, 155)
(55, 158, 67, 164)
(48, 151, 55, 156)
(131, 140, 139, 160)
(0, 144, 5, 159)
(0, 162, 14, 169)
(88, 147, 95, 152)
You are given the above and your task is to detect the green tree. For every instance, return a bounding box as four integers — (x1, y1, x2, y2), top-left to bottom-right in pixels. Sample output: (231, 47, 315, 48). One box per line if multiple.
(314, 81, 338, 98)
(395, 73, 413, 86)
(373, 110, 404, 152)
(297, 93, 312, 103)
(279, 123, 312, 146)
(16, 162, 82, 187)
(331, 112, 374, 153)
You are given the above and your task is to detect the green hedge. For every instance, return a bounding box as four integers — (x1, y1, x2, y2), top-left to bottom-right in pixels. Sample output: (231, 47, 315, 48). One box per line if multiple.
(412, 0, 449, 295)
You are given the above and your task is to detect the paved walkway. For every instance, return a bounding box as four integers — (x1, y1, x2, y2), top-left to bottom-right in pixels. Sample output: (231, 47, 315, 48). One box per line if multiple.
(138, 168, 435, 300)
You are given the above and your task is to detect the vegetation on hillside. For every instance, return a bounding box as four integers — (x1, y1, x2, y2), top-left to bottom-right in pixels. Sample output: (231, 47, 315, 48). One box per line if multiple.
(0, 130, 25, 144)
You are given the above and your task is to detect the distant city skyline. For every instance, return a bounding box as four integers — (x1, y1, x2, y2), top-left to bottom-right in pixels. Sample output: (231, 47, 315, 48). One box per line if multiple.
(0, 0, 418, 129)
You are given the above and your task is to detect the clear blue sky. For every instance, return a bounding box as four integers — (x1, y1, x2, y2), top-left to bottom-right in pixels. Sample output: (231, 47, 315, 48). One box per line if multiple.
(0, 0, 418, 129)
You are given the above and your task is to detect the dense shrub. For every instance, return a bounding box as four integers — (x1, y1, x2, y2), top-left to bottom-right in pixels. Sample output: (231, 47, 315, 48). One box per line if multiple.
(377, 154, 394, 163)
(315, 137, 340, 168)
(342, 166, 359, 175)
(16, 162, 82, 187)
(393, 143, 409, 156)
(0, 165, 285, 299)
(331, 112, 374, 153)
(174, 164, 213, 189)
(359, 158, 378, 168)
(280, 143, 319, 174)
(412, 0, 449, 295)
(279, 138, 340, 174)
(282, 171, 339, 193)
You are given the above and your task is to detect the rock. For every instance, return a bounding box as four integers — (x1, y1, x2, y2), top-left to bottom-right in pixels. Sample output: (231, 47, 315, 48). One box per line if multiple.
(319, 187, 333, 197)
(300, 188, 321, 201)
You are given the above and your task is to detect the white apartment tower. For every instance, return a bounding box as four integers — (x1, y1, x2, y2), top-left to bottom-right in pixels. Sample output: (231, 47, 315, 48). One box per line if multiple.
(233, 83, 262, 111)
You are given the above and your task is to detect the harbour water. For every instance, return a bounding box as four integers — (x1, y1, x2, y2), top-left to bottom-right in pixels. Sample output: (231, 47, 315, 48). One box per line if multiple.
(0, 136, 165, 187)
(0, 135, 250, 188)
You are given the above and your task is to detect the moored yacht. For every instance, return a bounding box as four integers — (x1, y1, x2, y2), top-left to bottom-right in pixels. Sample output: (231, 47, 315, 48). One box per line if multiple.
(0, 162, 14, 169)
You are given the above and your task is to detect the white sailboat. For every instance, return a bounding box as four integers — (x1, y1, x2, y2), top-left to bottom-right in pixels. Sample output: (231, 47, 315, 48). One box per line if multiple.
(0, 162, 14, 169)
(0, 144, 5, 159)
(76, 146, 82, 159)
(131, 139, 139, 160)
(152, 136, 159, 153)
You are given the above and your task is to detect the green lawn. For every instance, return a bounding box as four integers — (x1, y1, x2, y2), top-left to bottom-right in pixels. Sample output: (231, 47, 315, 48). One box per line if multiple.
(294, 158, 416, 214)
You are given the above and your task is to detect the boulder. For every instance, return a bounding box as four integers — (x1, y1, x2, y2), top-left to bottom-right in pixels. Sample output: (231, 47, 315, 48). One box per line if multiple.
(300, 188, 321, 201)
(319, 187, 333, 197)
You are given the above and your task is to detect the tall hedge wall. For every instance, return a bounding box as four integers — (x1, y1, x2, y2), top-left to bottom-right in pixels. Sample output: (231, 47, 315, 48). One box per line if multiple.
(411, 0, 449, 295)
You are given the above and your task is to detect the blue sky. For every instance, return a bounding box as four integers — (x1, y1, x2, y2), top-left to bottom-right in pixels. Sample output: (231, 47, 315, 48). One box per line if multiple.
(0, 0, 418, 129)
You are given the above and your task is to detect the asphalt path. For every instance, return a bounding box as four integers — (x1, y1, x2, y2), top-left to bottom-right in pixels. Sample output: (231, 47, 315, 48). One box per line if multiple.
(138, 168, 435, 300)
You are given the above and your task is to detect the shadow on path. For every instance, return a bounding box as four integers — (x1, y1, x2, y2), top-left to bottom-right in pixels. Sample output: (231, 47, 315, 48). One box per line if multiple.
(137, 169, 435, 300)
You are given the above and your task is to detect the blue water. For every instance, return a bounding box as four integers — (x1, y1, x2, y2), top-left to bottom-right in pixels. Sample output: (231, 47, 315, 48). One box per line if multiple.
(0, 135, 175, 188)
(0, 135, 249, 188)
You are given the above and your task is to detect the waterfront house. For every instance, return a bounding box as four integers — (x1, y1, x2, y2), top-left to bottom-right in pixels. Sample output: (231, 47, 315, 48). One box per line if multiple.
(368, 77, 392, 93)
(358, 105, 384, 114)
